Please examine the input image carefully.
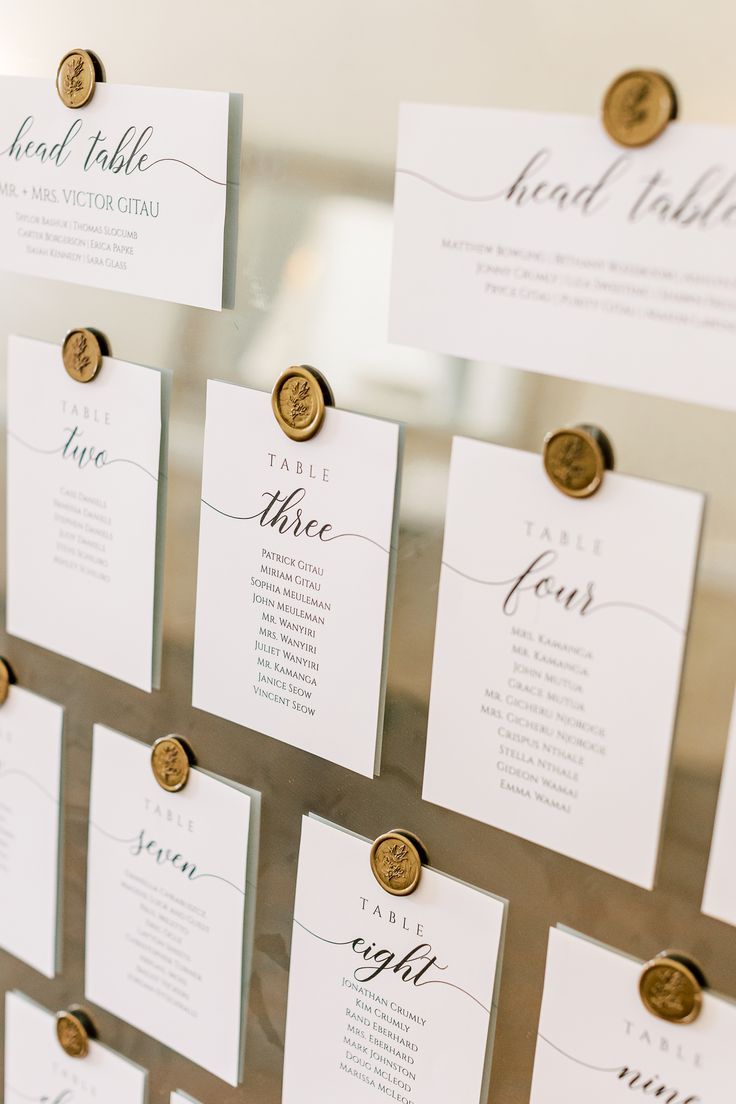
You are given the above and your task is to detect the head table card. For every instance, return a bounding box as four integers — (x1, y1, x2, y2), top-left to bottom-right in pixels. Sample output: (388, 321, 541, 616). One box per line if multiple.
(423, 438, 703, 888)
(702, 691, 736, 926)
(85, 725, 260, 1086)
(193, 380, 402, 777)
(0, 75, 240, 309)
(7, 335, 169, 691)
(5, 990, 147, 1104)
(531, 927, 736, 1103)
(391, 103, 736, 411)
(0, 685, 63, 977)
(282, 815, 507, 1104)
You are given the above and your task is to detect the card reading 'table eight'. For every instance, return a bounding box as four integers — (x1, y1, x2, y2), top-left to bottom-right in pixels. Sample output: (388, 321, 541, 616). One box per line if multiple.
(282, 816, 507, 1104)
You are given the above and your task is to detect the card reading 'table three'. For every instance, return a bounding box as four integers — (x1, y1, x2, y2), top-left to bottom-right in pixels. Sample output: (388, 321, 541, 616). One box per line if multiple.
(7, 335, 168, 691)
(193, 381, 401, 777)
(424, 438, 703, 888)
(282, 815, 507, 1104)
(531, 927, 736, 1103)
(85, 725, 260, 1085)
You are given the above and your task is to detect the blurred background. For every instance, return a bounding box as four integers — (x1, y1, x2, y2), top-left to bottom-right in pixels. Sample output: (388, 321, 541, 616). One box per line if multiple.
(0, 3, 735, 1102)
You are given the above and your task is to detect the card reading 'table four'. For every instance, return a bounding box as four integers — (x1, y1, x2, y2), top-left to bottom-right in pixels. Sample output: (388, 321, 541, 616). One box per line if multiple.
(424, 438, 703, 888)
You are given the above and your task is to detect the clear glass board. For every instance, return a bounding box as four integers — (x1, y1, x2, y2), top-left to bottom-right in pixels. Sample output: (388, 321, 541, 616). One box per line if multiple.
(1, 3, 735, 1101)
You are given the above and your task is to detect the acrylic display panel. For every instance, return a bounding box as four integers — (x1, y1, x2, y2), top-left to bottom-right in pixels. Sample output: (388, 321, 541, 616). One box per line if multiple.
(0, 3, 735, 1103)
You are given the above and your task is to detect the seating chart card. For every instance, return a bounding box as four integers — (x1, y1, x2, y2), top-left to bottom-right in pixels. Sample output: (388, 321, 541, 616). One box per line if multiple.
(5, 991, 147, 1104)
(7, 335, 169, 691)
(0, 75, 240, 308)
(424, 437, 703, 887)
(0, 685, 63, 977)
(531, 927, 736, 1103)
(703, 690, 736, 926)
(282, 815, 507, 1104)
(193, 380, 402, 777)
(85, 724, 260, 1085)
(391, 103, 736, 410)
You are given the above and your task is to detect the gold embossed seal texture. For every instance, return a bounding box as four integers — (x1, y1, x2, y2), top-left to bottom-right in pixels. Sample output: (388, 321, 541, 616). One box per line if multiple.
(56, 50, 97, 109)
(639, 956, 703, 1025)
(151, 736, 192, 793)
(56, 1010, 91, 1058)
(543, 427, 604, 499)
(603, 70, 678, 148)
(271, 366, 332, 441)
(370, 831, 426, 896)
(62, 329, 104, 384)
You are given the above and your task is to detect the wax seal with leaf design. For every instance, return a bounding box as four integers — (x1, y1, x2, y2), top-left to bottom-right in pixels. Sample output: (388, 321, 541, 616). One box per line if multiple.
(56, 1006, 96, 1058)
(0, 657, 16, 707)
(56, 49, 103, 109)
(62, 328, 109, 383)
(603, 69, 678, 148)
(151, 735, 195, 793)
(639, 950, 707, 1025)
(271, 365, 335, 442)
(543, 424, 614, 499)
(370, 829, 429, 896)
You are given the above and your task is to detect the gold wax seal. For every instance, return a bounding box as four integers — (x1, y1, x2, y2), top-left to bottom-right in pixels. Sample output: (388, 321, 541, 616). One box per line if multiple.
(56, 1008, 93, 1058)
(62, 329, 104, 383)
(370, 830, 428, 897)
(56, 49, 98, 109)
(603, 70, 678, 148)
(271, 366, 332, 442)
(543, 426, 607, 499)
(0, 658, 15, 706)
(639, 954, 704, 1025)
(151, 735, 193, 793)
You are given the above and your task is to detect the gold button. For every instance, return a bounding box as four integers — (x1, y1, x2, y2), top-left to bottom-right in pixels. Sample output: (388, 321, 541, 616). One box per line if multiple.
(543, 426, 607, 499)
(603, 69, 678, 148)
(56, 49, 98, 110)
(639, 953, 704, 1024)
(0, 658, 15, 706)
(271, 366, 333, 442)
(151, 736, 193, 793)
(56, 1008, 94, 1058)
(370, 830, 428, 896)
(62, 329, 105, 384)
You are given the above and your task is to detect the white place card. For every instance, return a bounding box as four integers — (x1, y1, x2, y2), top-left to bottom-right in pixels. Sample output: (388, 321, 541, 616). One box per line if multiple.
(703, 691, 736, 926)
(193, 381, 401, 777)
(423, 438, 703, 888)
(391, 104, 736, 410)
(85, 725, 260, 1085)
(0, 76, 240, 309)
(5, 990, 147, 1104)
(282, 815, 507, 1104)
(531, 927, 736, 1103)
(172, 1094, 201, 1104)
(0, 685, 63, 977)
(7, 335, 169, 691)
